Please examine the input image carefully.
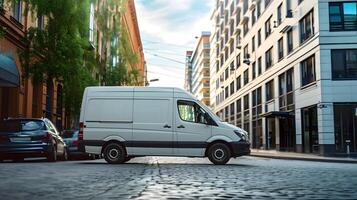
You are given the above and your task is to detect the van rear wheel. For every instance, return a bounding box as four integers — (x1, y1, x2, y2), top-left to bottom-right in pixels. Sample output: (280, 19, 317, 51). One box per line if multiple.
(103, 143, 126, 164)
(207, 143, 231, 165)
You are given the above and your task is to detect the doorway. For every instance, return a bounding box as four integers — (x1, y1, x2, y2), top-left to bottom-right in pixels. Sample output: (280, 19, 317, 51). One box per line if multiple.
(279, 117, 295, 151)
(266, 118, 276, 149)
(301, 106, 319, 153)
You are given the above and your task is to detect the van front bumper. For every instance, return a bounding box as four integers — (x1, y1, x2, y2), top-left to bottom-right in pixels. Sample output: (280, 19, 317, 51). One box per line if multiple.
(230, 141, 250, 157)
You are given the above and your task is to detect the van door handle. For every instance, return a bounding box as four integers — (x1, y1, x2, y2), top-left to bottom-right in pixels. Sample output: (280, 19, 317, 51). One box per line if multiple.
(177, 125, 185, 129)
(163, 124, 171, 128)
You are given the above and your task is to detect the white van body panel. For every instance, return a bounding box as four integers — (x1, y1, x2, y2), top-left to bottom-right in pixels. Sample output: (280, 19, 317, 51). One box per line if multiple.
(79, 86, 250, 158)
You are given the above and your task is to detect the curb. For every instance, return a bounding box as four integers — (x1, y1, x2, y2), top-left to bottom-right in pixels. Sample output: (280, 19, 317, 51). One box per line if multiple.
(249, 154, 357, 164)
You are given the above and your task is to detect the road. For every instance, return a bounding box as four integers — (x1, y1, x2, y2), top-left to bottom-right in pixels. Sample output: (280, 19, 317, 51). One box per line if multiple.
(0, 156, 356, 199)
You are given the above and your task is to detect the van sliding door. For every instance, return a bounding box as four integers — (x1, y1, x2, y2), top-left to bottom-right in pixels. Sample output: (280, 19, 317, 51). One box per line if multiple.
(131, 98, 174, 155)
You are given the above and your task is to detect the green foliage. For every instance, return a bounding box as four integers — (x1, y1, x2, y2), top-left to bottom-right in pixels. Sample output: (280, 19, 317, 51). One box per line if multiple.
(19, 0, 98, 121)
(0, 26, 5, 38)
(96, 0, 141, 86)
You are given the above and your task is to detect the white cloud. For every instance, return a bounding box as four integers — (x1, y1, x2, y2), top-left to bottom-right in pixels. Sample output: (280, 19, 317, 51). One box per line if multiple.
(135, 0, 214, 89)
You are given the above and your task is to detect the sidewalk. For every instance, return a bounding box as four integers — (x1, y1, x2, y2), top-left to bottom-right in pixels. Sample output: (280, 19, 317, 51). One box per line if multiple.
(250, 149, 357, 164)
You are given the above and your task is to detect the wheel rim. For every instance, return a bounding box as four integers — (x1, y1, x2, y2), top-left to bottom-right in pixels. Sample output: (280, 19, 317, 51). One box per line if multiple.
(213, 148, 225, 160)
(108, 148, 120, 161)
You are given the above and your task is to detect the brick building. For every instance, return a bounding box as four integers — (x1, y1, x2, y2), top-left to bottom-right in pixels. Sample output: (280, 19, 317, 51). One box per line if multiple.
(0, 1, 64, 128)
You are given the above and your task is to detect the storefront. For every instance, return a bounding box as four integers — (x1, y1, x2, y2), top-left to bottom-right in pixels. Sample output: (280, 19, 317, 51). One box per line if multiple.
(0, 53, 19, 119)
(334, 103, 357, 154)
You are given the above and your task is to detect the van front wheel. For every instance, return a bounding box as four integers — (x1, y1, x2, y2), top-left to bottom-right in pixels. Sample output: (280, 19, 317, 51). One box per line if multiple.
(207, 143, 231, 165)
(103, 143, 126, 164)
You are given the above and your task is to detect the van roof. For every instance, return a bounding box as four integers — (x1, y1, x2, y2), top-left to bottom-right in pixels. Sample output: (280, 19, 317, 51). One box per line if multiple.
(85, 86, 196, 99)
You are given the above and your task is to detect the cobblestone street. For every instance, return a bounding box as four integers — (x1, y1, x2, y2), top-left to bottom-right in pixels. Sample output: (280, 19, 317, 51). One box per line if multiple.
(0, 156, 357, 199)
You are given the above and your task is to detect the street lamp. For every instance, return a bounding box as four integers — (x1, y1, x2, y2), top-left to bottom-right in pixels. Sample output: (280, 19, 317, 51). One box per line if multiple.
(149, 79, 159, 82)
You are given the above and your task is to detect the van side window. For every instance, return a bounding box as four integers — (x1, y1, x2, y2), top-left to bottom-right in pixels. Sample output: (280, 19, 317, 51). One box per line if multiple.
(177, 100, 206, 124)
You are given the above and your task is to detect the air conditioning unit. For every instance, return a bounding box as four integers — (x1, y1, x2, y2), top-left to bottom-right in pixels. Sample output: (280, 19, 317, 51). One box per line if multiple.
(286, 9, 293, 18)
(243, 58, 251, 65)
(236, 44, 242, 49)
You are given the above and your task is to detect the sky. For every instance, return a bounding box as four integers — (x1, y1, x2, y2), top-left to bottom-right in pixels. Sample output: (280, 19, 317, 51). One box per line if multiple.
(135, 0, 214, 88)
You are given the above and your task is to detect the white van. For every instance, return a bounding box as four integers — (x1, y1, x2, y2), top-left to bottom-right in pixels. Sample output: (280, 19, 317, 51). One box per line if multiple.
(79, 87, 250, 165)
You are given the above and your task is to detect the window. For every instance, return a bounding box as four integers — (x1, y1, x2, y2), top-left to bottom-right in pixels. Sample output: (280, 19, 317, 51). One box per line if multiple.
(12, 0, 22, 23)
(252, 61, 256, 80)
(287, 28, 294, 53)
(243, 69, 249, 85)
(257, 29, 262, 46)
(225, 47, 229, 61)
(244, 45, 249, 59)
(266, 80, 274, 101)
(265, 0, 272, 8)
(243, 94, 250, 133)
(252, 87, 262, 148)
(252, 36, 255, 53)
(279, 69, 294, 111)
(230, 61, 235, 72)
(225, 67, 229, 80)
(298, 0, 304, 5)
(224, 106, 229, 122)
(236, 76, 241, 91)
(236, 53, 241, 68)
(225, 86, 229, 99)
(334, 103, 357, 153)
(230, 40, 234, 55)
(230, 81, 235, 96)
(0, 0, 4, 9)
(236, 99, 242, 127)
(89, 2, 95, 43)
(257, 57, 262, 75)
(257, 1, 261, 18)
(277, 3, 282, 26)
(265, 47, 273, 69)
(265, 16, 272, 39)
(243, 22, 249, 36)
(37, 16, 44, 30)
(278, 37, 284, 60)
(229, 102, 235, 124)
(331, 49, 357, 80)
(251, 8, 256, 26)
(329, 2, 357, 31)
(243, 0, 249, 14)
(301, 55, 316, 86)
(300, 10, 314, 43)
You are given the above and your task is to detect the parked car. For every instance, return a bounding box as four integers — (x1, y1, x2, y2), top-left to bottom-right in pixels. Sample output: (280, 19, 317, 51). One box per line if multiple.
(0, 118, 67, 162)
(79, 87, 250, 165)
(61, 129, 98, 159)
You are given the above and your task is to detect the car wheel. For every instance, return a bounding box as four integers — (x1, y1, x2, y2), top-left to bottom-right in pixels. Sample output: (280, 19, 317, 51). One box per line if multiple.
(61, 148, 68, 161)
(103, 143, 126, 164)
(207, 143, 231, 165)
(47, 146, 57, 162)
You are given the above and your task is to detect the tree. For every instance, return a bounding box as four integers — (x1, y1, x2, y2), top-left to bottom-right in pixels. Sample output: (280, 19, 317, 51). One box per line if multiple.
(18, 0, 98, 126)
(96, 0, 140, 86)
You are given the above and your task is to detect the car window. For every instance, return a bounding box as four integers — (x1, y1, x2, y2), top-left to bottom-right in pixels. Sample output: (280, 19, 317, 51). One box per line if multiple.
(177, 100, 207, 124)
(44, 120, 57, 134)
(0, 120, 45, 132)
(62, 130, 78, 138)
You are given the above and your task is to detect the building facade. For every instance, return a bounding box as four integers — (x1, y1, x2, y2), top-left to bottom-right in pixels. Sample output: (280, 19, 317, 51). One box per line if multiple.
(210, 0, 357, 156)
(91, 0, 146, 85)
(191, 32, 211, 106)
(184, 51, 193, 92)
(0, 0, 65, 129)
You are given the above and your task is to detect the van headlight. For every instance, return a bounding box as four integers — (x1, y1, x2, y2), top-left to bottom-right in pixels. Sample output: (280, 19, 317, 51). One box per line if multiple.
(234, 130, 247, 141)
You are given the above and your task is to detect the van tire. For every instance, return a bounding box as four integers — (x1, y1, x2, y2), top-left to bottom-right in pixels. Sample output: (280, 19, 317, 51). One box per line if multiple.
(207, 143, 231, 165)
(103, 143, 126, 164)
